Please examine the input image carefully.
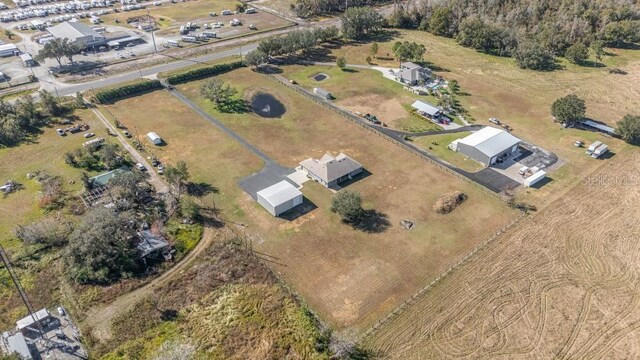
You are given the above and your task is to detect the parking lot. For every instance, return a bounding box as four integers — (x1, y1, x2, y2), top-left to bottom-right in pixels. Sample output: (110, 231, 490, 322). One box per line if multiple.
(490, 142, 558, 184)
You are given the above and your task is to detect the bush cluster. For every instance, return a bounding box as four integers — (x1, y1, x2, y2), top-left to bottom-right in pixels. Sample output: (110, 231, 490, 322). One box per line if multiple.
(94, 79, 163, 103)
(166, 61, 245, 85)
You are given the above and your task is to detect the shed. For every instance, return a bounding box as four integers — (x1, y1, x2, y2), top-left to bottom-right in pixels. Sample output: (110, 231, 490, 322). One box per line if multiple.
(313, 87, 332, 100)
(581, 119, 616, 135)
(20, 52, 34, 67)
(0, 43, 18, 57)
(452, 127, 521, 166)
(256, 180, 303, 216)
(137, 230, 170, 258)
(411, 100, 441, 118)
(147, 132, 162, 145)
(524, 170, 547, 187)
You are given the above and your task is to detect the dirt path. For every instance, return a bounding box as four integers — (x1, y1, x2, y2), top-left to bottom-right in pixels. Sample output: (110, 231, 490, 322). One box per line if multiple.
(90, 105, 169, 194)
(84, 226, 217, 341)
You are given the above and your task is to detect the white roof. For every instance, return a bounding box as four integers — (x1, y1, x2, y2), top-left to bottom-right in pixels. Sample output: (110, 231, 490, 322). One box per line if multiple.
(7, 333, 32, 359)
(581, 119, 615, 134)
(257, 181, 302, 207)
(524, 170, 547, 187)
(0, 43, 17, 52)
(16, 308, 51, 330)
(411, 100, 440, 116)
(457, 127, 521, 158)
(48, 21, 103, 41)
(147, 132, 161, 140)
(20, 53, 32, 61)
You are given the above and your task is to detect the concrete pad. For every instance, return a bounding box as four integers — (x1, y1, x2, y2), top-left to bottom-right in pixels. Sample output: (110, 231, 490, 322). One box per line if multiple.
(287, 169, 310, 187)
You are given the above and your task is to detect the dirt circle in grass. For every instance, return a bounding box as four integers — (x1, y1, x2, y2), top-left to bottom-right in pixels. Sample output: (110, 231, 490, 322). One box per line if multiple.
(251, 93, 286, 118)
(312, 73, 329, 81)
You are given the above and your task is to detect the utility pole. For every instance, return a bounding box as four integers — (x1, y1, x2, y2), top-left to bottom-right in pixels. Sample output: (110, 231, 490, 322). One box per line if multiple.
(148, 8, 158, 54)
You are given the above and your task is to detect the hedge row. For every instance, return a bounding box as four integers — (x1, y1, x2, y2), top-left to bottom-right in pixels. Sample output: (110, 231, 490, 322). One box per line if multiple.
(94, 79, 163, 103)
(166, 61, 245, 85)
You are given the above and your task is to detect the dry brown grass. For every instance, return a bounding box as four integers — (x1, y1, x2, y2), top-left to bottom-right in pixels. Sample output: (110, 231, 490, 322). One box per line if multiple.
(176, 68, 517, 333)
(365, 150, 640, 358)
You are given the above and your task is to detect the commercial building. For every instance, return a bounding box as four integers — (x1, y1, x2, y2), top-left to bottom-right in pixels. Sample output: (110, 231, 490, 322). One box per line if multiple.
(256, 180, 303, 216)
(299, 153, 363, 188)
(16, 309, 53, 334)
(47, 21, 106, 48)
(0, 43, 18, 57)
(449, 127, 521, 166)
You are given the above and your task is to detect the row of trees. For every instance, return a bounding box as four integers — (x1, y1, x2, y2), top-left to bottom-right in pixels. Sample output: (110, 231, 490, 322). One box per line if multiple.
(247, 26, 340, 66)
(386, 1, 640, 70)
(0, 90, 66, 146)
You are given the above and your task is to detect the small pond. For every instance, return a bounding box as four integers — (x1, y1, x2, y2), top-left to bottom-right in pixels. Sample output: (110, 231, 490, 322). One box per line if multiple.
(251, 93, 286, 118)
(312, 73, 329, 81)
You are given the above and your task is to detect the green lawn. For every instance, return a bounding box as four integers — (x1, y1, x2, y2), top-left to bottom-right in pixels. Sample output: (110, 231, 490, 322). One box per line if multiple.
(413, 132, 485, 173)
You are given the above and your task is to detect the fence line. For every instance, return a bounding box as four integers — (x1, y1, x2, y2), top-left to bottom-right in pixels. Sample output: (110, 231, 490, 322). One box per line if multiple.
(260, 72, 505, 202)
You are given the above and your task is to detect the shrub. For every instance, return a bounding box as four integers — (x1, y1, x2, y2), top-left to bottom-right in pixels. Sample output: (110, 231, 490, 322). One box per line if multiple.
(166, 61, 245, 85)
(166, 220, 203, 256)
(94, 79, 163, 103)
(433, 191, 467, 214)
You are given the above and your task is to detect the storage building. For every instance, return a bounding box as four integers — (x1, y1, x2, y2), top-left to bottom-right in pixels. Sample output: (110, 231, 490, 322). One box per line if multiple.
(524, 170, 547, 187)
(147, 132, 162, 145)
(450, 127, 521, 166)
(5, 333, 33, 359)
(299, 152, 363, 188)
(313, 87, 332, 100)
(48, 21, 106, 48)
(256, 180, 303, 216)
(411, 100, 441, 118)
(16, 309, 53, 333)
(20, 52, 34, 67)
(0, 43, 18, 57)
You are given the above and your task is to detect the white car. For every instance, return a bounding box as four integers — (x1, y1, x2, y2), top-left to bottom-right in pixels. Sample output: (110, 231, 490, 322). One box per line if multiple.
(56, 129, 65, 136)
(83, 132, 95, 138)
(57, 306, 65, 316)
(136, 163, 146, 171)
(157, 163, 164, 174)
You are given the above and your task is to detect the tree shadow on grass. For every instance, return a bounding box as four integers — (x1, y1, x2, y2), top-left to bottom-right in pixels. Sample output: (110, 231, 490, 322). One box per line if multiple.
(218, 99, 250, 113)
(187, 182, 219, 197)
(344, 209, 391, 233)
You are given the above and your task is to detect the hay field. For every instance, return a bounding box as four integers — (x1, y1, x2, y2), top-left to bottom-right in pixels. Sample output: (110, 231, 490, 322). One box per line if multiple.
(365, 150, 640, 358)
(176, 68, 517, 333)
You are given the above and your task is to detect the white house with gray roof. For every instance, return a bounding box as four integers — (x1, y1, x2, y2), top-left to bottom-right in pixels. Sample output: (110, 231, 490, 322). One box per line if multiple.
(395, 62, 431, 85)
(449, 127, 521, 166)
(299, 153, 363, 188)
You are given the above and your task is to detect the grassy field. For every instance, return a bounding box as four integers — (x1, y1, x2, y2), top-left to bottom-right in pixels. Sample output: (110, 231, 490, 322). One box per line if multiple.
(412, 132, 485, 173)
(163, 67, 517, 334)
(365, 142, 640, 359)
(323, 31, 639, 206)
(280, 64, 442, 132)
(0, 108, 115, 327)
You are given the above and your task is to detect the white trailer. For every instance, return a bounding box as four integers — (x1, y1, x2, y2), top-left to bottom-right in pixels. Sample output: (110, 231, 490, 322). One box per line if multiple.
(592, 144, 608, 158)
(524, 170, 547, 187)
(181, 35, 197, 43)
(147, 132, 162, 145)
(586, 141, 602, 155)
(165, 40, 179, 47)
(203, 31, 216, 38)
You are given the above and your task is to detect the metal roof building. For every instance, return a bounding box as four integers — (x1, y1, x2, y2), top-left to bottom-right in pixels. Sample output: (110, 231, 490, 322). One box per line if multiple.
(48, 21, 106, 47)
(256, 180, 303, 216)
(0, 43, 18, 57)
(450, 127, 521, 166)
(299, 153, 363, 188)
(16, 309, 52, 332)
(411, 100, 441, 118)
(5, 333, 33, 359)
(137, 230, 170, 258)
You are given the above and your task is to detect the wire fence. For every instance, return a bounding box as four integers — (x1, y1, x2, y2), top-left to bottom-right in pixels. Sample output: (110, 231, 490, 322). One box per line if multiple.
(261, 72, 507, 202)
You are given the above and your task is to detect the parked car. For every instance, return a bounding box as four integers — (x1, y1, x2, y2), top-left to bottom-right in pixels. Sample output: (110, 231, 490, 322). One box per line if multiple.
(157, 163, 164, 174)
(249, 24, 256, 30)
(151, 158, 159, 167)
(122, 130, 131, 137)
(83, 132, 95, 138)
(56, 129, 65, 136)
(489, 117, 501, 125)
(57, 307, 65, 316)
(136, 163, 146, 171)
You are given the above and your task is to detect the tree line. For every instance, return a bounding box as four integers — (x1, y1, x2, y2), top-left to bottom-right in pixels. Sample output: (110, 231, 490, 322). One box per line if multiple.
(0, 90, 68, 146)
(386, 0, 640, 69)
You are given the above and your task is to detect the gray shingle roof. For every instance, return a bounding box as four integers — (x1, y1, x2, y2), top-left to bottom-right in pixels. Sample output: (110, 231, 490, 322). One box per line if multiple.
(299, 153, 362, 183)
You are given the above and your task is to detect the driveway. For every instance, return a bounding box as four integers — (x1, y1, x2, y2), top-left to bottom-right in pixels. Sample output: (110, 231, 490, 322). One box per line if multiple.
(168, 89, 295, 198)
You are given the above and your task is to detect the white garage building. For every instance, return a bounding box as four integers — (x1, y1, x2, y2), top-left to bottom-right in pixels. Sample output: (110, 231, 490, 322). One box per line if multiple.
(48, 21, 106, 48)
(449, 127, 521, 166)
(256, 181, 303, 217)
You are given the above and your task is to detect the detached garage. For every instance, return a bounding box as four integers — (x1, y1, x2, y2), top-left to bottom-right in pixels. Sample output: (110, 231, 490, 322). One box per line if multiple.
(450, 127, 521, 166)
(256, 181, 303, 216)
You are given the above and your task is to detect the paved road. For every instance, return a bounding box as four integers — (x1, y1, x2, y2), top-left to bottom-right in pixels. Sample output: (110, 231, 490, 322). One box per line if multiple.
(269, 72, 520, 193)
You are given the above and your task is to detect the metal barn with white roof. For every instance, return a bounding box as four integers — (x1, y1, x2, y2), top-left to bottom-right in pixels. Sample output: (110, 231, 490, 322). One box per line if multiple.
(48, 21, 106, 48)
(411, 100, 441, 118)
(256, 181, 303, 216)
(450, 127, 521, 165)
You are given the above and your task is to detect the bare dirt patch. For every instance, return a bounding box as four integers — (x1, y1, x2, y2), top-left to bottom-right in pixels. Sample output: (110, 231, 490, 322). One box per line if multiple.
(337, 93, 409, 123)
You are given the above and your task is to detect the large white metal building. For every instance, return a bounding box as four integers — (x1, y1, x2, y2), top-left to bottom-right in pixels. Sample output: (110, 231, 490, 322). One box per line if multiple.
(256, 181, 303, 217)
(47, 21, 106, 48)
(0, 43, 18, 57)
(450, 127, 521, 165)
